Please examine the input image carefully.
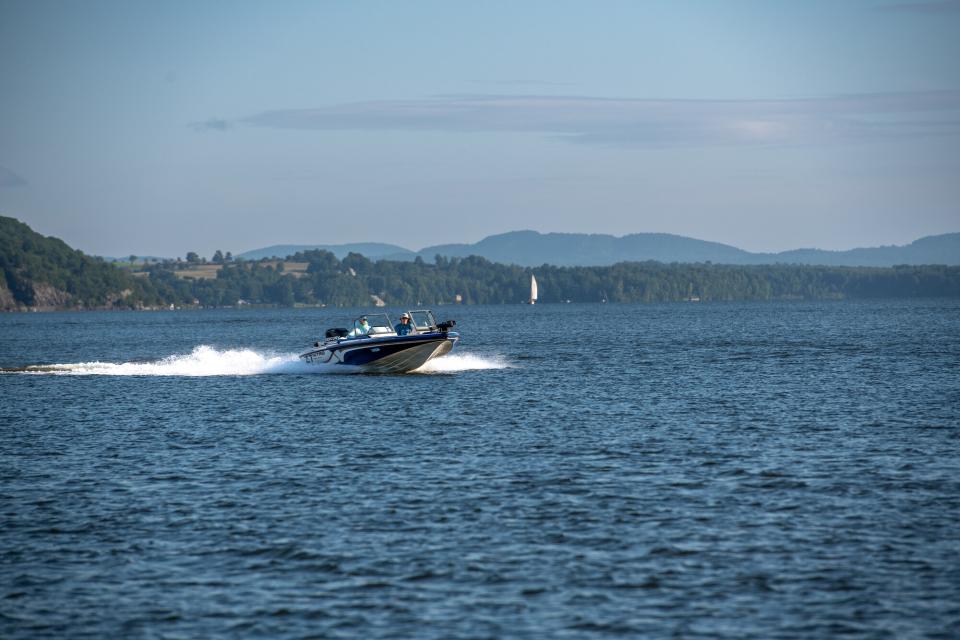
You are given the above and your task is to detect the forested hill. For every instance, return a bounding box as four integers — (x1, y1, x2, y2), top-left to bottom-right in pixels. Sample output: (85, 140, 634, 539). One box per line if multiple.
(238, 242, 414, 261)
(2, 215, 960, 311)
(0, 216, 156, 310)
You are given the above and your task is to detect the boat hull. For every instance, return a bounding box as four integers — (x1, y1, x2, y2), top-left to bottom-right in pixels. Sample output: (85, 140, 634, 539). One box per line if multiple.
(299, 332, 458, 373)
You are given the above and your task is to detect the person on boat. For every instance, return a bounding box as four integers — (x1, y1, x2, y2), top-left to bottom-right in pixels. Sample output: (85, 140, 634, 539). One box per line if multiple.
(394, 313, 416, 336)
(349, 316, 372, 337)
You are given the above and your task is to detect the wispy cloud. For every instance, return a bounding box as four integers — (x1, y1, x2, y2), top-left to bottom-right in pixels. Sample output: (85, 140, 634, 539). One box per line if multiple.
(239, 91, 960, 147)
(473, 79, 578, 88)
(876, 0, 960, 13)
(189, 118, 233, 132)
(0, 166, 27, 187)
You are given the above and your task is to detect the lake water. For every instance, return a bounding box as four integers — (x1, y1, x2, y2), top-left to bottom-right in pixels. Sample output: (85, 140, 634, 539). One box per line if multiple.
(2, 301, 959, 639)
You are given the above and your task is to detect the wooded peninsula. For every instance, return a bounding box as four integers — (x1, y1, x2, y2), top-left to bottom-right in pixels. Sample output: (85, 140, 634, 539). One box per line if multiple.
(2, 216, 959, 311)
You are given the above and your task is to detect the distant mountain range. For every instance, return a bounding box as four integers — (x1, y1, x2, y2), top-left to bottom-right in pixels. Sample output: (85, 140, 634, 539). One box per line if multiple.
(238, 230, 960, 267)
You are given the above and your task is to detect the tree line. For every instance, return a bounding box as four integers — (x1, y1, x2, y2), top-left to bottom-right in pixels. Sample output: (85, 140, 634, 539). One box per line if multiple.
(3, 215, 959, 310)
(143, 250, 960, 308)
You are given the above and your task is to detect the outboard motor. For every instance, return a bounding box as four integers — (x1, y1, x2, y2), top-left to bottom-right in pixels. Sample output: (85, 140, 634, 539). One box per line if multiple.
(436, 320, 457, 333)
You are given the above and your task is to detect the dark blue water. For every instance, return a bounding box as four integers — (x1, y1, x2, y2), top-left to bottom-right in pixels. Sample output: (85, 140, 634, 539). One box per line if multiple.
(2, 301, 959, 639)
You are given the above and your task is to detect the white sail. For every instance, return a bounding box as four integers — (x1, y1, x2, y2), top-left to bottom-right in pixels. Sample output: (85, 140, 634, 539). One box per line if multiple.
(530, 274, 538, 304)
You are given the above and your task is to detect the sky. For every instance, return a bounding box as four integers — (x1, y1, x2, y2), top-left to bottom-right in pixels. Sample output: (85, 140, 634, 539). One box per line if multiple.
(1, 0, 958, 258)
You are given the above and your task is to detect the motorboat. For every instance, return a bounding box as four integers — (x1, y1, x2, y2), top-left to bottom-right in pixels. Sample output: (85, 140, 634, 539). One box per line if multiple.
(300, 309, 459, 373)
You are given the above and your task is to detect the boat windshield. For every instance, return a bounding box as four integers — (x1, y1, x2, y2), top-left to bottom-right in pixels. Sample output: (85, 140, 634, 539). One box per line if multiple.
(407, 310, 437, 333)
(353, 313, 393, 336)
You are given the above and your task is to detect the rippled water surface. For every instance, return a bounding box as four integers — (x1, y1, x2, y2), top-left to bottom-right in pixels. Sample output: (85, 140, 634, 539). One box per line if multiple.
(2, 301, 959, 639)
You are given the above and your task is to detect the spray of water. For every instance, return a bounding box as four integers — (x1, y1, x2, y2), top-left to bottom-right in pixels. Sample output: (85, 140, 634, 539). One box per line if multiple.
(5, 345, 510, 376)
(414, 352, 512, 374)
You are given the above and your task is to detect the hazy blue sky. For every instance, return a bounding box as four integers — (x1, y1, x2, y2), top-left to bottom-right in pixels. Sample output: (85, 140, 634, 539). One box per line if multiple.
(1, 0, 958, 258)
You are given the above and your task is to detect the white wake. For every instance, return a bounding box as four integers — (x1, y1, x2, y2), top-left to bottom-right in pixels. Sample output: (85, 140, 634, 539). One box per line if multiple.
(414, 352, 513, 374)
(7, 345, 510, 376)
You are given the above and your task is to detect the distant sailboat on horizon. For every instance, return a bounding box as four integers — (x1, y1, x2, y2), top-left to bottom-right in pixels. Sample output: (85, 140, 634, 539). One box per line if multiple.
(529, 274, 538, 305)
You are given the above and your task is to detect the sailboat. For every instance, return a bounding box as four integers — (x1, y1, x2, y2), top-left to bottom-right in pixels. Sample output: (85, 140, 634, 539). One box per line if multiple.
(529, 274, 538, 305)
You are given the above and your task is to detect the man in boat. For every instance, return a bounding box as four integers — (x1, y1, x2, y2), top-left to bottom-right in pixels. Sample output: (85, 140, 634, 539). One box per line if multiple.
(349, 316, 372, 337)
(394, 313, 416, 336)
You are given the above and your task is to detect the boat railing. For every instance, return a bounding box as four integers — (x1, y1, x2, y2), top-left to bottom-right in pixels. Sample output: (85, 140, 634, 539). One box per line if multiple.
(316, 309, 453, 345)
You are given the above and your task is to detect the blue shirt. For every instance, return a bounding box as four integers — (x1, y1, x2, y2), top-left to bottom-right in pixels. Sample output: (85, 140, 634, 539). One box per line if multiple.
(395, 320, 415, 336)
